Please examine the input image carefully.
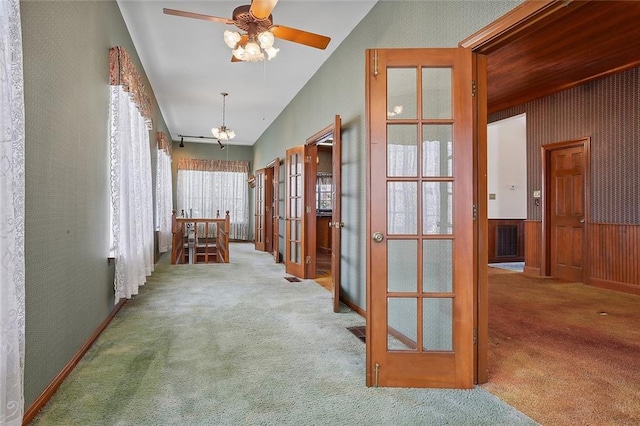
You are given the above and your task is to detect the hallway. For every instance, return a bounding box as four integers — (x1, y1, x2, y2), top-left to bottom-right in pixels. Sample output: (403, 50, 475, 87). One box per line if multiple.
(30, 243, 533, 425)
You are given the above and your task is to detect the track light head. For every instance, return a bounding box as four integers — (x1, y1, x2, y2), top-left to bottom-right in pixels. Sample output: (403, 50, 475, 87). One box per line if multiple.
(179, 137, 184, 148)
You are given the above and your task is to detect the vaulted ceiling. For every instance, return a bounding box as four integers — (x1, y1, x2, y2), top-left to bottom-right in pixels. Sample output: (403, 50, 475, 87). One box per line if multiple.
(119, 1, 640, 146)
(117, 0, 377, 146)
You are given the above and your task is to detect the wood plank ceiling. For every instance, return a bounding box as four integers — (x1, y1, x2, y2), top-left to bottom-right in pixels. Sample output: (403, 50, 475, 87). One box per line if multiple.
(465, 0, 640, 114)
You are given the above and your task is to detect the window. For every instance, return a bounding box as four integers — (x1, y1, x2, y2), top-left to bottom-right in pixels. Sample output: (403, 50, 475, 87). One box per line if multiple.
(316, 173, 333, 211)
(176, 159, 250, 240)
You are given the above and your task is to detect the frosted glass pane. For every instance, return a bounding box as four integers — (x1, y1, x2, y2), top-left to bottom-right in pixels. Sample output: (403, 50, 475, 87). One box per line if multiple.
(388, 68, 417, 119)
(388, 240, 417, 292)
(423, 240, 452, 292)
(388, 182, 417, 235)
(290, 241, 300, 263)
(422, 298, 452, 351)
(387, 125, 418, 177)
(388, 298, 417, 351)
(422, 68, 451, 119)
(423, 125, 453, 177)
(423, 182, 453, 235)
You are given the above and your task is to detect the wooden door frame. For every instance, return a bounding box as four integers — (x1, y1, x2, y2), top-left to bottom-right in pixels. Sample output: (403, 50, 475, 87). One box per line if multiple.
(264, 166, 274, 254)
(541, 138, 590, 279)
(460, 0, 585, 385)
(266, 157, 281, 263)
(304, 142, 318, 278)
(304, 116, 342, 311)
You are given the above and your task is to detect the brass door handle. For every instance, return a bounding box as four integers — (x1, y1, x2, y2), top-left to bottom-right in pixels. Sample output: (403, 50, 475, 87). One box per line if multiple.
(372, 232, 384, 243)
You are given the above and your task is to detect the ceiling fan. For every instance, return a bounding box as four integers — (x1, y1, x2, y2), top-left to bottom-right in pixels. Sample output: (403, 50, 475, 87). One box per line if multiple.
(163, 0, 331, 62)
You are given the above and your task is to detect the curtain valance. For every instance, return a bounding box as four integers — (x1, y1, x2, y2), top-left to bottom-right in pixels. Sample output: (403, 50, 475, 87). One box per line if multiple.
(156, 131, 171, 156)
(109, 46, 152, 125)
(177, 158, 249, 173)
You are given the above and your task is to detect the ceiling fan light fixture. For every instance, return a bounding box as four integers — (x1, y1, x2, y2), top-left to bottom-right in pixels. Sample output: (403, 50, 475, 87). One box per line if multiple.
(265, 46, 279, 60)
(232, 46, 246, 60)
(257, 30, 275, 49)
(223, 30, 241, 48)
(243, 39, 264, 62)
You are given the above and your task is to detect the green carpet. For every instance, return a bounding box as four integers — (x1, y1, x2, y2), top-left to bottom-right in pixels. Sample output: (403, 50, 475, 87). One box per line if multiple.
(31, 243, 537, 425)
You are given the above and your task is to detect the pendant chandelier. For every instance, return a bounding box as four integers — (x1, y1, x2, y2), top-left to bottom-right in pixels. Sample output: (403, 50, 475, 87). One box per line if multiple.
(211, 92, 235, 141)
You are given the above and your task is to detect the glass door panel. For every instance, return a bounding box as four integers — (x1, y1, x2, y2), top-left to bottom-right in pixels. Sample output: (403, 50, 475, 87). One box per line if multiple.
(367, 48, 474, 388)
(285, 147, 305, 277)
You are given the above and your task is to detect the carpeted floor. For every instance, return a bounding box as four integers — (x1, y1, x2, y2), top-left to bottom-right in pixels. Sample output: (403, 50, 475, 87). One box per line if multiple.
(483, 268, 640, 425)
(30, 243, 535, 426)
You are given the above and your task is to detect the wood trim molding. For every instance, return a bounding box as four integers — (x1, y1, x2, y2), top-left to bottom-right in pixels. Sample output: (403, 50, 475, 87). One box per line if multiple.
(524, 220, 542, 276)
(590, 278, 640, 297)
(459, 0, 586, 53)
(341, 295, 365, 318)
(23, 299, 128, 425)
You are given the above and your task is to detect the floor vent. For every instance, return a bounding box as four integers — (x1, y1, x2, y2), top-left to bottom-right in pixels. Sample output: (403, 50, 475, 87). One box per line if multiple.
(347, 326, 366, 343)
(284, 276, 301, 282)
(496, 225, 519, 257)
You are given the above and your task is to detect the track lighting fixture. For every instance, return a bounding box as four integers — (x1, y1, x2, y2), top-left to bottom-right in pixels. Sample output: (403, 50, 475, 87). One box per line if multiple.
(178, 134, 227, 150)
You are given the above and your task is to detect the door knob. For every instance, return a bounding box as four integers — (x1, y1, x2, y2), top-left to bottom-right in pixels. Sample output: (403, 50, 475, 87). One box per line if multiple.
(372, 232, 384, 243)
(580, 218, 585, 223)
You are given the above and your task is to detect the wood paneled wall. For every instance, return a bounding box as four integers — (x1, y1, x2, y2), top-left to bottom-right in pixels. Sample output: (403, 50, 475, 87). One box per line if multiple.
(590, 223, 640, 295)
(524, 220, 542, 275)
(523, 221, 640, 295)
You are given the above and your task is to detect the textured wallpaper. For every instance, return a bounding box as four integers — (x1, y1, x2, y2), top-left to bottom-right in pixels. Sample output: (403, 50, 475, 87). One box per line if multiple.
(490, 67, 640, 224)
(21, 0, 169, 407)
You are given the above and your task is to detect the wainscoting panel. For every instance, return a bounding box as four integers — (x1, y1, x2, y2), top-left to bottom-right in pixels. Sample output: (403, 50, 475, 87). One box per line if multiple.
(524, 220, 542, 275)
(590, 223, 640, 295)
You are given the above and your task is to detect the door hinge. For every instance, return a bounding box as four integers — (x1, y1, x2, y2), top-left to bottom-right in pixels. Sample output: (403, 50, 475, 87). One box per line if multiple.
(373, 50, 379, 77)
(305, 256, 311, 264)
(472, 80, 477, 97)
(472, 204, 478, 221)
(306, 205, 311, 214)
(305, 155, 312, 163)
(473, 328, 478, 345)
(374, 362, 380, 387)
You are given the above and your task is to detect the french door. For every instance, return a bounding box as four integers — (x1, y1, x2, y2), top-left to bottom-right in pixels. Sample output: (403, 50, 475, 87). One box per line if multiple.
(366, 48, 475, 388)
(254, 168, 266, 251)
(285, 146, 305, 277)
(269, 158, 280, 263)
(330, 115, 342, 313)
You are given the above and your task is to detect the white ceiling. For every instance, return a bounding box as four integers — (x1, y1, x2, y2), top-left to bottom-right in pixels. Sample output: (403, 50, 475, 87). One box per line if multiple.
(117, 0, 377, 146)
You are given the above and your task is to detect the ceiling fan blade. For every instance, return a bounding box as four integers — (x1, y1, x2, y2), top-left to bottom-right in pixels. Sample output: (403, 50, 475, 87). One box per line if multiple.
(249, 0, 278, 20)
(163, 8, 234, 25)
(270, 25, 331, 50)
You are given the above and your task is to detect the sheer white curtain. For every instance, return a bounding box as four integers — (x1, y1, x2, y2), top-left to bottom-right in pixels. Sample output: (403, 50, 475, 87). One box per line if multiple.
(177, 160, 249, 240)
(0, 0, 26, 423)
(155, 135, 172, 253)
(109, 85, 154, 301)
